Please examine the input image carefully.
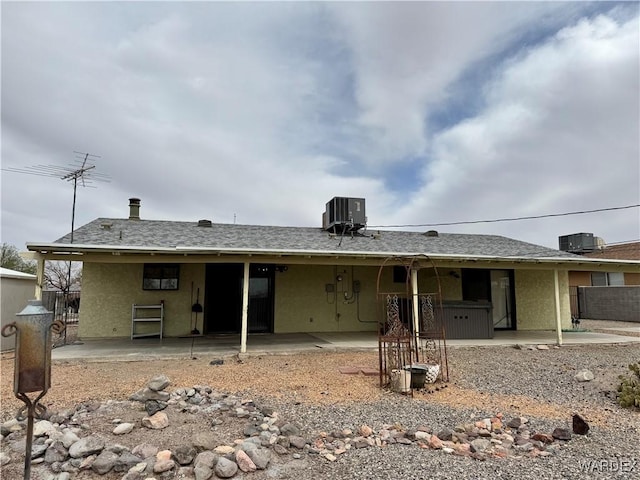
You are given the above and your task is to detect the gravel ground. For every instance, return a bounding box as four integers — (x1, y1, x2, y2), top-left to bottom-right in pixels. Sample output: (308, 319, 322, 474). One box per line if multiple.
(1, 337, 639, 479)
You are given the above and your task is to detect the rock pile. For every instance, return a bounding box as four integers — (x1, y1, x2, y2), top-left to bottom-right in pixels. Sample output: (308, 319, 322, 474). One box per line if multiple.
(0, 375, 589, 479)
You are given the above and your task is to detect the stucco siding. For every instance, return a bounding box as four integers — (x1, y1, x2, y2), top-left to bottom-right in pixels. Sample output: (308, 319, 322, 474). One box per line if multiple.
(273, 265, 461, 333)
(274, 265, 380, 333)
(80, 261, 573, 337)
(515, 270, 571, 330)
(418, 268, 463, 300)
(80, 263, 205, 339)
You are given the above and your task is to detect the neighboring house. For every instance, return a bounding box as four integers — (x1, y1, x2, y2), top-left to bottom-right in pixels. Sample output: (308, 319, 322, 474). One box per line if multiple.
(25, 198, 640, 350)
(561, 237, 640, 322)
(562, 234, 640, 287)
(0, 267, 37, 352)
(581, 241, 640, 286)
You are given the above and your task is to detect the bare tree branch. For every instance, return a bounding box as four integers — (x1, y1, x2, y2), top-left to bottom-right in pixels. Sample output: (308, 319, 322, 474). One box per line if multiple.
(44, 261, 82, 293)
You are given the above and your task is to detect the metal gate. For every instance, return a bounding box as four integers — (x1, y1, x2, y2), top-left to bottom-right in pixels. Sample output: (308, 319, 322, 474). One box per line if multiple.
(569, 286, 582, 319)
(376, 256, 449, 393)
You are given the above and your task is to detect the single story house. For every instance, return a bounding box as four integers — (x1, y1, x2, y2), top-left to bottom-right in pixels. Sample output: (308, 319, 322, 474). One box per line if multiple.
(25, 198, 640, 351)
(0, 267, 37, 352)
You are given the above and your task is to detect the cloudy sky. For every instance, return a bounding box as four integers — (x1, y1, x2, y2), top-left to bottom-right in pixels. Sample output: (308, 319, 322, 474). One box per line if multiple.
(2, 1, 638, 251)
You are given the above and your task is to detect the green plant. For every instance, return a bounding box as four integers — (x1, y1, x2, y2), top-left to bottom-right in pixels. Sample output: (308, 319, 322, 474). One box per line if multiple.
(617, 363, 640, 409)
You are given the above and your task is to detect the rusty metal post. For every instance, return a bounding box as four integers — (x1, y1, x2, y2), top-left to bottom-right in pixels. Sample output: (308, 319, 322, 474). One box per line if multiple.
(1, 300, 63, 480)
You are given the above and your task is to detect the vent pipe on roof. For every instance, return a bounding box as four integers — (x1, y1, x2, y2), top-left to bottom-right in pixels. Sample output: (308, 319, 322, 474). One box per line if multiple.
(129, 198, 141, 220)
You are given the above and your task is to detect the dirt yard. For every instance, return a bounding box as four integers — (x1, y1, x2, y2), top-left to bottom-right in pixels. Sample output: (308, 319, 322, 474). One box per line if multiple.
(1, 339, 639, 480)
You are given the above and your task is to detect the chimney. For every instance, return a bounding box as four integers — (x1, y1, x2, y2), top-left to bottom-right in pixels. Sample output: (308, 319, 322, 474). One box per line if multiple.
(129, 198, 141, 220)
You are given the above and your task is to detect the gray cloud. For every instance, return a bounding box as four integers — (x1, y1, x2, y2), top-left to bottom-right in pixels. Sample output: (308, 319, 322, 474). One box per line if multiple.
(1, 2, 637, 252)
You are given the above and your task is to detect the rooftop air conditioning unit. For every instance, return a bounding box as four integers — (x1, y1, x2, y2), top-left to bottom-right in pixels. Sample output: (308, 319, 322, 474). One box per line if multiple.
(323, 197, 366, 232)
(558, 233, 596, 254)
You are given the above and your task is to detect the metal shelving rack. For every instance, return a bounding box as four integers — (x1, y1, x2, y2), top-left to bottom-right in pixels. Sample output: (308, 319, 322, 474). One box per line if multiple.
(131, 304, 164, 339)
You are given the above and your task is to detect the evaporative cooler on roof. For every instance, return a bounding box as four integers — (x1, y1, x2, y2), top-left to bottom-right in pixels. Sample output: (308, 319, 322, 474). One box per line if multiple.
(323, 197, 366, 233)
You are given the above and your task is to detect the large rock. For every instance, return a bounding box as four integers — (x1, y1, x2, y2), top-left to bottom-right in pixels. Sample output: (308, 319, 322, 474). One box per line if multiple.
(33, 420, 55, 437)
(436, 428, 454, 441)
(507, 417, 527, 429)
(91, 450, 118, 474)
(130, 388, 170, 402)
(44, 441, 68, 464)
(173, 445, 197, 465)
(147, 375, 171, 392)
(145, 400, 167, 416)
(61, 430, 80, 449)
(113, 423, 135, 435)
(141, 412, 169, 430)
(236, 449, 257, 472)
(132, 443, 158, 459)
(552, 428, 571, 441)
(214, 457, 238, 478)
(470, 438, 491, 453)
(113, 451, 144, 473)
(572, 414, 590, 435)
(214, 445, 235, 455)
(153, 459, 176, 473)
(1, 419, 23, 436)
(246, 446, 271, 469)
(280, 423, 300, 436)
(69, 435, 105, 458)
(289, 436, 307, 449)
(192, 432, 218, 451)
(194, 450, 218, 469)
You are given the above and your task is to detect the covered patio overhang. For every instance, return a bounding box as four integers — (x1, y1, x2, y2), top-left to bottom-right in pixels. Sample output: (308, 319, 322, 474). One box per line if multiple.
(24, 242, 640, 351)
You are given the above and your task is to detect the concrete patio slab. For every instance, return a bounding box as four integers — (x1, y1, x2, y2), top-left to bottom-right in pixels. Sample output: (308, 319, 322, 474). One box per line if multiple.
(48, 329, 640, 362)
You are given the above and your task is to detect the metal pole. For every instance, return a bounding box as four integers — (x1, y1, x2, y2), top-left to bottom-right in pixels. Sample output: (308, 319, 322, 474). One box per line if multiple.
(410, 268, 420, 363)
(240, 262, 250, 354)
(63, 175, 78, 345)
(554, 269, 563, 345)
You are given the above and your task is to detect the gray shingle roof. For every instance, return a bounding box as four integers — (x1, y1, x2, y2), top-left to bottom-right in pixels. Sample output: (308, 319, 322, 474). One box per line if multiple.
(52, 218, 578, 259)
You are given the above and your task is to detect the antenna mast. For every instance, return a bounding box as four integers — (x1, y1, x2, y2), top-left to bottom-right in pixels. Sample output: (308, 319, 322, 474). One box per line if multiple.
(3, 151, 110, 243)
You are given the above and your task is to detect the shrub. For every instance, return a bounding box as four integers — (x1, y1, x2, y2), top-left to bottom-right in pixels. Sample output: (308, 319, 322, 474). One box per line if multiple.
(617, 363, 640, 409)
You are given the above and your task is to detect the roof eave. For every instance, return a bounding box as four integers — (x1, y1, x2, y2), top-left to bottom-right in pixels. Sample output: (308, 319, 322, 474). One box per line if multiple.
(25, 242, 640, 268)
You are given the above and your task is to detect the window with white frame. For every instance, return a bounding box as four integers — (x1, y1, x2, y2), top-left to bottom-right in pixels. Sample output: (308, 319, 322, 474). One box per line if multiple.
(591, 272, 624, 286)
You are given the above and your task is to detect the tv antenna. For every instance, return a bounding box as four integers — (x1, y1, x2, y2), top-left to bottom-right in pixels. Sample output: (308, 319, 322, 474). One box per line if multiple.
(3, 151, 110, 345)
(3, 151, 110, 243)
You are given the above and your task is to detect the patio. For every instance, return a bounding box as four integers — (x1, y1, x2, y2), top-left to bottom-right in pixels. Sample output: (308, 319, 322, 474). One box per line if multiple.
(49, 328, 640, 362)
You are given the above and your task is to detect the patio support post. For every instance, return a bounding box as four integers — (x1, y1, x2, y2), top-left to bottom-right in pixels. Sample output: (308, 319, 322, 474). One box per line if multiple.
(35, 257, 45, 301)
(553, 269, 563, 346)
(240, 262, 250, 353)
(411, 267, 420, 356)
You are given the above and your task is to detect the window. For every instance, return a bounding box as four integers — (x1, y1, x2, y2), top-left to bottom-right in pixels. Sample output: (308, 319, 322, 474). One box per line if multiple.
(608, 272, 625, 286)
(461, 269, 491, 301)
(393, 266, 408, 283)
(591, 272, 625, 286)
(143, 264, 179, 290)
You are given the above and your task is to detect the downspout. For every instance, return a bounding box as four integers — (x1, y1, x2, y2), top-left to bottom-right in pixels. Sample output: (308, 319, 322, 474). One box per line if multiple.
(240, 262, 250, 353)
(553, 269, 563, 346)
(411, 267, 420, 360)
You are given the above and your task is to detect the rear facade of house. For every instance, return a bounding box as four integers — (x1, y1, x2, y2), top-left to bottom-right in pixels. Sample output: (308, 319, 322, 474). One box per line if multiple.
(27, 198, 639, 341)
